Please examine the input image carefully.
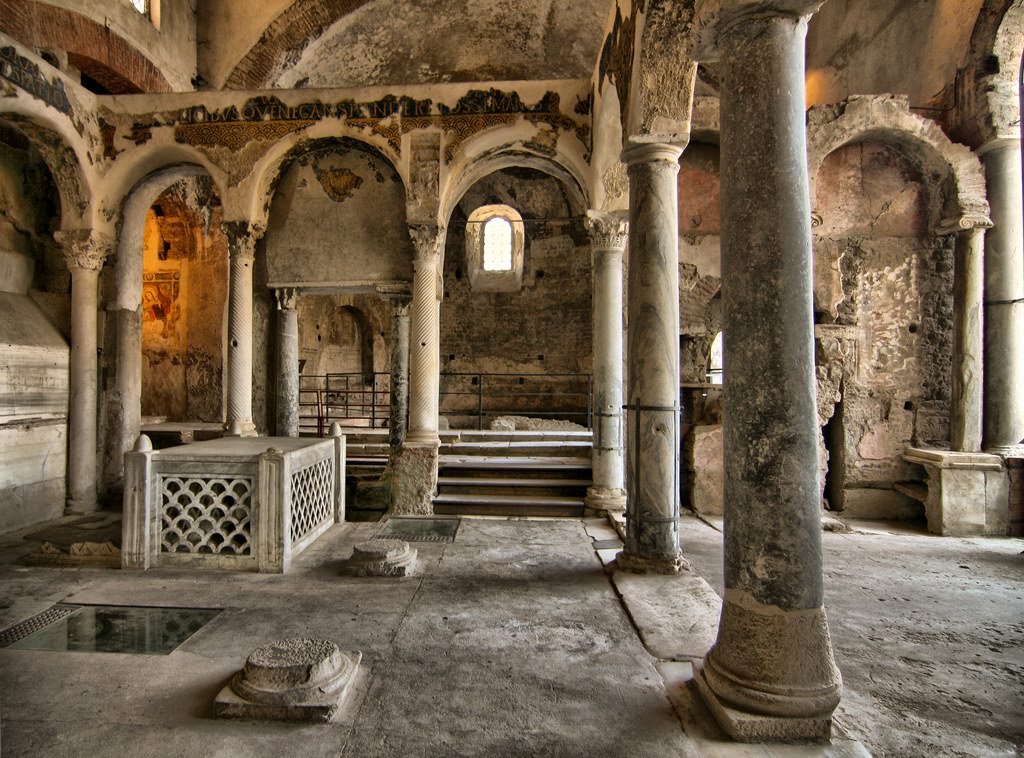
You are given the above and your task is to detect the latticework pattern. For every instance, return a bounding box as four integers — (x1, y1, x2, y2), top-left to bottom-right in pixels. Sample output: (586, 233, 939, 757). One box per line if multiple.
(160, 476, 253, 555)
(290, 458, 333, 543)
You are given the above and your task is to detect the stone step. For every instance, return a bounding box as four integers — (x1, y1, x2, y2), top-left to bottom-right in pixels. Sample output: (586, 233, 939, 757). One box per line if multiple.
(441, 443, 592, 458)
(438, 456, 592, 479)
(458, 430, 593, 442)
(437, 476, 591, 498)
(432, 492, 585, 518)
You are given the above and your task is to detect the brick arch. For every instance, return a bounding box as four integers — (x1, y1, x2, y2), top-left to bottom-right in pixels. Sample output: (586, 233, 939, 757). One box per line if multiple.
(224, 0, 374, 90)
(0, 0, 172, 94)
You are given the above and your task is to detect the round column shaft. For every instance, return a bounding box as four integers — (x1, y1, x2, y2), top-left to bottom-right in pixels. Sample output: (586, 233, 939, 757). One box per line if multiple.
(981, 140, 1024, 450)
(405, 225, 444, 446)
(694, 4, 841, 743)
(585, 211, 629, 514)
(57, 230, 112, 514)
(619, 142, 685, 574)
(949, 221, 988, 452)
(224, 221, 263, 436)
(275, 288, 300, 437)
(388, 297, 412, 450)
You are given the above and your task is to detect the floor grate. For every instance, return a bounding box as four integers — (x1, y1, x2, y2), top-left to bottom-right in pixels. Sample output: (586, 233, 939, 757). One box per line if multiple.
(0, 604, 79, 647)
(376, 517, 461, 543)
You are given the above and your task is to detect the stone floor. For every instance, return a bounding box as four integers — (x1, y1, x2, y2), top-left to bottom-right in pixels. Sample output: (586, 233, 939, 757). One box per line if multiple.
(0, 513, 1020, 757)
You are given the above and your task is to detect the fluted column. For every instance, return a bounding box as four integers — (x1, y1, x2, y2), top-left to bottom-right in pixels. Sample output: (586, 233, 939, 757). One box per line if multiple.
(585, 210, 629, 514)
(405, 225, 444, 446)
(56, 229, 113, 514)
(692, 0, 841, 743)
(980, 138, 1024, 450)
(223, 221, 264, 436)
(618, 142, 685, 574)
(275, 287, 299, 437)
(378, 288, 413, 450)
(945, 216, 990, 452)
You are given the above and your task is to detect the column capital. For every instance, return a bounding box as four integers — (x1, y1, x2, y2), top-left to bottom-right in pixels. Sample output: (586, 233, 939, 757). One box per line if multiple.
(275, 287, 299, 311)
(586, 210, 629, 251)
(692, 0, 825, 60)
(222, 220, 266, 261)
(408, 224, 446, 262)
(938, 214, 993, 235)
(55, 229, 114, 272)
(621, 142, 683, 170)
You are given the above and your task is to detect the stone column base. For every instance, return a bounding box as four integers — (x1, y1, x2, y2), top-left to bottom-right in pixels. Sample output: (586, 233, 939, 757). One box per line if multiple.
(64, 498, 98, 516)
(693, 663, 834, 743)
(389, 442, 439, 515)
(224, 420, 259, 438)
(584, 486, 626, 516)
(615, 549, 690, 575)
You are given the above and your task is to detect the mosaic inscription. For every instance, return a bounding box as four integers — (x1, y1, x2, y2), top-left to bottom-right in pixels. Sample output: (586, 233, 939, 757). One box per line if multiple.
(0, 46, 73, 116)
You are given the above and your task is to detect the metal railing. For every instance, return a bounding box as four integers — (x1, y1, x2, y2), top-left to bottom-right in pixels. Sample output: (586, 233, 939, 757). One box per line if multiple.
(439, 372, 592, 430)
(298, 371, 594, 434)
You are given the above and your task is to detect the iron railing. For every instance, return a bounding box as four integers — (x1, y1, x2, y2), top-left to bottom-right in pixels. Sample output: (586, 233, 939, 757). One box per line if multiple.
(298, 373, 390, 436)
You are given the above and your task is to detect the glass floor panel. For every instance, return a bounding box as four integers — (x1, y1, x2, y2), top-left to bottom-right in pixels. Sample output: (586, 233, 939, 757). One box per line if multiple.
(5, 604, 221, 655)
(377, 517, 461, 543)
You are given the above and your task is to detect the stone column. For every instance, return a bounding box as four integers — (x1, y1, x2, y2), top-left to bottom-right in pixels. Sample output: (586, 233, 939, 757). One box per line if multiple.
(585, 210, 629, 515)
(945, 217, 990, 452)
(223, 221, 264, 436)
(692, 0, 842, 742)
(617, 142, 685, 574)
(390, 225, 444, 515)
(378, 288, 412, 450)
(405, 225, 444, 445)
(275, 287, 299, 437)
(980, 138, 1024, 450)
(56, 229, 113, 514)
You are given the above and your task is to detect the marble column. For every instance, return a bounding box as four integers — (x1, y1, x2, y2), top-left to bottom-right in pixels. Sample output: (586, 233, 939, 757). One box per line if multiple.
(382, 291, 412, 450)
(405, 225, 444, 446)
(56, 229, 113, 514)
(617, 142, 685, 575)
(223, 221, 264, 436)
(585, 210, 628, 514)
(275, 287, 299, 437)
(980, 138, 1024, 450)
(693, 0, 842, 742)
(946, 218, 990, 452)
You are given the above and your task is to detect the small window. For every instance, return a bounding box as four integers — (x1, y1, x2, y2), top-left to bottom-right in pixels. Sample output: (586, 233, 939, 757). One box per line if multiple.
(707, 331, 723, 385)
(483, 217, 512, 271)
(465, 205, 524, 292)
(130, 0, 147, 13)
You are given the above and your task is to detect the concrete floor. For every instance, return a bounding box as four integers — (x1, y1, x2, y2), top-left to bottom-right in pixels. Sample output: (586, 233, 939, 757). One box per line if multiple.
(0, 514, 1020, 757)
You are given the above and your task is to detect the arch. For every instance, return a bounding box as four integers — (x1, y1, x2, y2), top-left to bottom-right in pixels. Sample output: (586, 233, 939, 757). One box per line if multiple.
(807, 95, 990, 228)
(245, 129, 403, 230)
(338, 305, 375, 381)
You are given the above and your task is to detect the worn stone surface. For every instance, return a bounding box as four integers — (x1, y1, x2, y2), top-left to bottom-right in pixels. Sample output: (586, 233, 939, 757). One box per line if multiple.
(389, 443, 438, 515)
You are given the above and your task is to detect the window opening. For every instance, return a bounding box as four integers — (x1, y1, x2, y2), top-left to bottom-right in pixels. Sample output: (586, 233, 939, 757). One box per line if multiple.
(130, 0, 147, 13)
(708, 331, 723, 385)
(483, 217, 513, 271)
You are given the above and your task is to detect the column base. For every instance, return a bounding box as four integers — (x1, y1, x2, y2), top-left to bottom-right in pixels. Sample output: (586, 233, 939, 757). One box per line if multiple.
(224, 420, 258, 437)
(64, 498, 98, 516)
(693, 662, 834, 743)
(404, 429, 441, 446)
(615, 549, 690, 575)
(584, 486, 626, 516)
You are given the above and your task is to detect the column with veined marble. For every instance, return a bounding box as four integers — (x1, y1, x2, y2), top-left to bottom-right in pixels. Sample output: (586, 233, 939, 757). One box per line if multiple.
(376, 285, 413, 451)
(618, 142, 686, 574)
(223, 221, 264, 436)
(275, 287, 300, 437)
(585, 210, 629, 515)
(691, 0, 842, 742)
(56, 229, 113, 514)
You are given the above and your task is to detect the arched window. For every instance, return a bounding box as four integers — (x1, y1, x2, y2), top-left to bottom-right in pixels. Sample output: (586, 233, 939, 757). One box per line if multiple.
(465, 204, 524, 291)
(483, 217, 513, 271)
(708, 331, 723, 385)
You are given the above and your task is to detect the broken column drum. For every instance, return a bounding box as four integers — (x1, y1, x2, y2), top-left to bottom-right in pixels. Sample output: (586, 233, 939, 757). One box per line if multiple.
(224, 221, 264, 436)
(618, 142, 686, 575)
(585, 211, 628, 514)
(57, 229, 113, 514)
(276, 287, 300, 437)
(693, 0, 842, 743)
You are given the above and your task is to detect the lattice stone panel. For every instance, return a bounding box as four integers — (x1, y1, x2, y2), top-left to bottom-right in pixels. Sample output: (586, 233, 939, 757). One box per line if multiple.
(290, 457, 334, 544)
(160, 476, 253, 555)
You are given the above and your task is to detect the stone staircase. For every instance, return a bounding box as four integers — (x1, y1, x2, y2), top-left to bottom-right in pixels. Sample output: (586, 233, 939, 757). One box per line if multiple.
(434, 430, 593, 517)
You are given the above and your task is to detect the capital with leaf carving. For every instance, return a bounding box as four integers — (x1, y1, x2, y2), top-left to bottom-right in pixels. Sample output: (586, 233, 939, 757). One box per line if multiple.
(55, 229, 114, 272)
(222, 220, 266, 261)
(275, 287, 299, 311)
(692, 0, 827, 60)
(585, 210, 629, 252)
(408, 224, 446, 263)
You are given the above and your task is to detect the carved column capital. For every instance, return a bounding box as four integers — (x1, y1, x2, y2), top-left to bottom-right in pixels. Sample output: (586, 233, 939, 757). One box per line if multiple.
(222, 220, 266, 261)
(275, 287, 299, 311)
(408, 224, 445, 263)
(55, 229, 114, 272)
(621, 142, 683, 171)
(586, 210, 629, 252)
(692, 0, 826, 60)
(938, 213, 993, 235)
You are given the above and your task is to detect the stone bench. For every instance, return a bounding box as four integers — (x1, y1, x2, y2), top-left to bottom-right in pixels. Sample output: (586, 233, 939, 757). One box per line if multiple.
(122, 429, 345, 572)
(902, 447, 1008, 536)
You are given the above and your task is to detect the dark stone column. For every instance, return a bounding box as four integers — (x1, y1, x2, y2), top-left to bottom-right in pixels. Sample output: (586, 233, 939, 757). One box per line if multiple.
(617, 142, 686, 575)
(275, 288, 299, 437)
(692, 0, 842, 742)
(384, 292, 412, 451)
